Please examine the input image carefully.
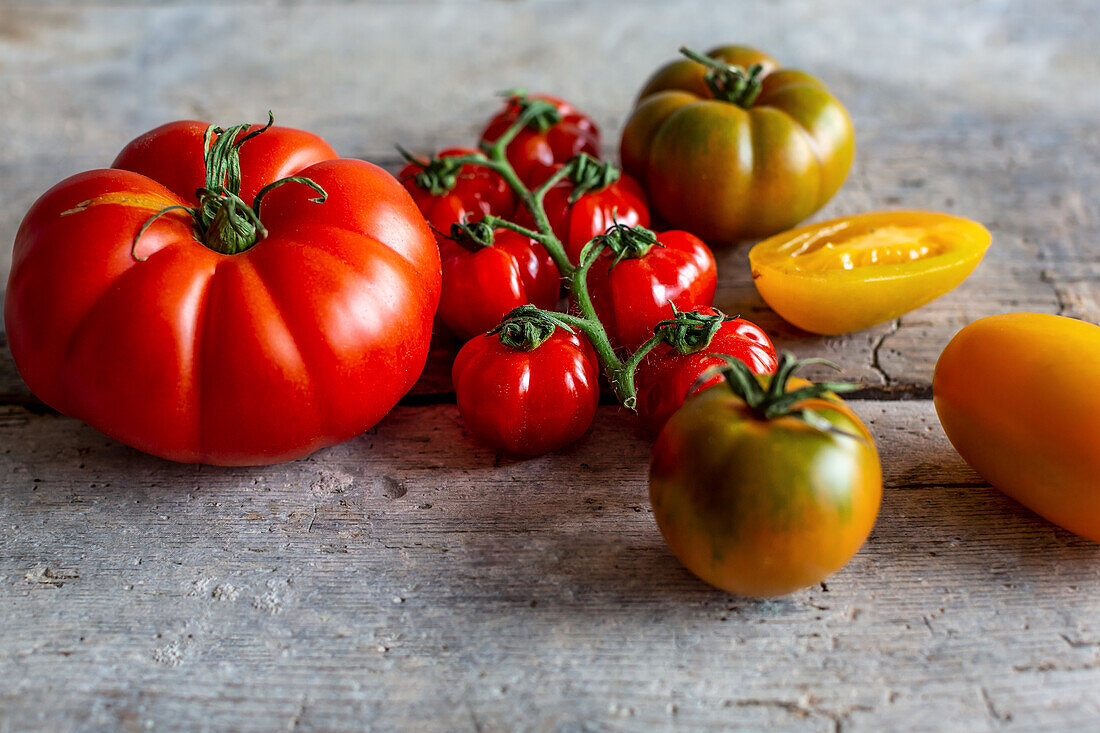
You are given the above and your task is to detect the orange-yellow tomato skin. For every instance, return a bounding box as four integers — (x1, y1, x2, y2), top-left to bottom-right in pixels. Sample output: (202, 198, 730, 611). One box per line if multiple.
(934, 313, 1100, 542)
(649, 381, 882, 597)
(749, 211, 991, 335)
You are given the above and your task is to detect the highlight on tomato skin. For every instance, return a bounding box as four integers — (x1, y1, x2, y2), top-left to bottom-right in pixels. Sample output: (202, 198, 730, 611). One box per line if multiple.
(749, 210, 992, 335)
(933, 312, 1100, 543)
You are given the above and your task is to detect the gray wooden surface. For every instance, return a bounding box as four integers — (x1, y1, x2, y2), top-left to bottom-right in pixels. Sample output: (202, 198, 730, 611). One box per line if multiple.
(1, 1, 1098, 730)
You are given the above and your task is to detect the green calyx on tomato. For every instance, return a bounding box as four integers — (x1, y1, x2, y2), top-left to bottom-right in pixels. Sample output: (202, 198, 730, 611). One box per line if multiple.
(703, 351, 860, 430)
(396, 145, 467, 196)
(490, 304, 576, 352)
(447, 220, 497, 251)
(586, 222, 662, 266)
(565, 153, 621, 203)
(495, 89, 563, 133)
(652, 306, 738, 355)
(135, 112, 328, 259)
(679, 46, 764, 108)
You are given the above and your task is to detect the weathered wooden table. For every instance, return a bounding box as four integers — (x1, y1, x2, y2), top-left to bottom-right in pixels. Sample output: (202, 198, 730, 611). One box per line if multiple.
(2, 2, 1098, 730)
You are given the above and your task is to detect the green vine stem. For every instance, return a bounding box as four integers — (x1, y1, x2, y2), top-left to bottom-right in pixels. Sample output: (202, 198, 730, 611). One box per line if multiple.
(679, 47, 765, 108)
(133, 112, 329, 260)
(405, 104, 731, 411)
(445, 220, 497, 253)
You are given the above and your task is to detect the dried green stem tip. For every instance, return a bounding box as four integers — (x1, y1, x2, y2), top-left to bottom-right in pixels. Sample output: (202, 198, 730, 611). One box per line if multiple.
(593, 222, 662, 267)
(133, 112, 328, 260)
(679, 47, 765, 108)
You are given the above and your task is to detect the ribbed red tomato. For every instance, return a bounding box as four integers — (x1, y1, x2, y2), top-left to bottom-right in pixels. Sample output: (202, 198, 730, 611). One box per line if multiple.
(634, 307, 777, 432)
(5, 117, 440, 465)
(481, 93, 601, 186)
(452, 320, 599, 455)
(399, 146, 515, 233)
(438, 225, 560, 341)
(584, 228, 717, 351)
(532, 168, 651, 265)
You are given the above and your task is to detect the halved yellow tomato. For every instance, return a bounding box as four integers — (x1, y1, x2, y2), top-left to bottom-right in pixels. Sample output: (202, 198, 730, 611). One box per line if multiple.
(749, 211, 991, 335)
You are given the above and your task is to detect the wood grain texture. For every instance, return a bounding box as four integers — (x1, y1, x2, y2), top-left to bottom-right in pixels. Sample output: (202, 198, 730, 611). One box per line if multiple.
(2, 402, 1099, 732)
(1, 1, 1098, 730)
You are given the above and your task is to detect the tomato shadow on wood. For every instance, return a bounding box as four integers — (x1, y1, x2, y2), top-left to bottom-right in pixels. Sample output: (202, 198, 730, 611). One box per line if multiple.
(865, 458, 1100, 592)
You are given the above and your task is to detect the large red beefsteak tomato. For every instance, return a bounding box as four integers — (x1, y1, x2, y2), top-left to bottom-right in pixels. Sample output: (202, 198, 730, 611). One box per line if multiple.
(5, 116, 441, 465)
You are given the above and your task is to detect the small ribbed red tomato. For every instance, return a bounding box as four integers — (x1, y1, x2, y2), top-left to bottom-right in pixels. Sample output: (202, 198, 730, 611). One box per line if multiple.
(453, 324, 599, 455)
(480, 93, 600, 186)
(585, 227, 717, 351)
(399, 147, 515, 232)
(438, 225, 560, 342)
(634, 307, 777, 432)
(533, 169, 651, 265)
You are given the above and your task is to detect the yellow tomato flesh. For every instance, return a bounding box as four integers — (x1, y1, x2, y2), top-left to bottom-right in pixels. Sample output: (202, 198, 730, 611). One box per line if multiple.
(934, 313, 1100, 542)
(749, 211, 991, 335)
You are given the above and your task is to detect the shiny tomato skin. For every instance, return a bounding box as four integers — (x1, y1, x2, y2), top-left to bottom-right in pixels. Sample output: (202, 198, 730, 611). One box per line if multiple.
(6, 121, 441, 466)
(934, 313, 1100, 542)
(438, 229, 560, 341)
(750, 211, 991, 335)
(113, 120, 340, 204)
(634, 308, 777, 432)
(398, 147, 516, 233)
(621, 46, 854, 244)
(452, 330, 599, 455)
(481, 94, 601, 186)
(527, 170, 651, 265)
(585, 230, 717, 351)
(650, 382, 882, 597)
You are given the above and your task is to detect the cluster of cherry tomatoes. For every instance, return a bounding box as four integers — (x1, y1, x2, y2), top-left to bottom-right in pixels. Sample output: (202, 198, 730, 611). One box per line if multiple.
(399, 92, 780, 455)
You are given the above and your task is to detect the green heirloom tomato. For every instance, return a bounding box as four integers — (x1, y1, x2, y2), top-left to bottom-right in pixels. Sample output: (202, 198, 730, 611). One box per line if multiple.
(621, 46, 855, 244)
(649, 355, 881, 597)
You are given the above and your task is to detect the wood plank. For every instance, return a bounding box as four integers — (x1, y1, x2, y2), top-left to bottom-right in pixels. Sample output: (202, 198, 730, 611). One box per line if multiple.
(1, 401, 1099, 730)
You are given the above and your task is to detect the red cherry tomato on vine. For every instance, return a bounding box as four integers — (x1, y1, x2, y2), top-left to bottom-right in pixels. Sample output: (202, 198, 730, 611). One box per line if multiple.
(453, 326, 599, 455)
(634, 307, 778, 432)
(585, 229, 717, 352)
(399, 147, 515, 233)
(528, 168, 651, 265)
(481, 93, 601, 186)
(438, 226, 560, 342)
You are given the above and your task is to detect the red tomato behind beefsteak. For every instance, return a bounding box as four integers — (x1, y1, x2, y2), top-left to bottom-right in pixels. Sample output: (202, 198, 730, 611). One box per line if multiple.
(481, 94, 601, 186)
